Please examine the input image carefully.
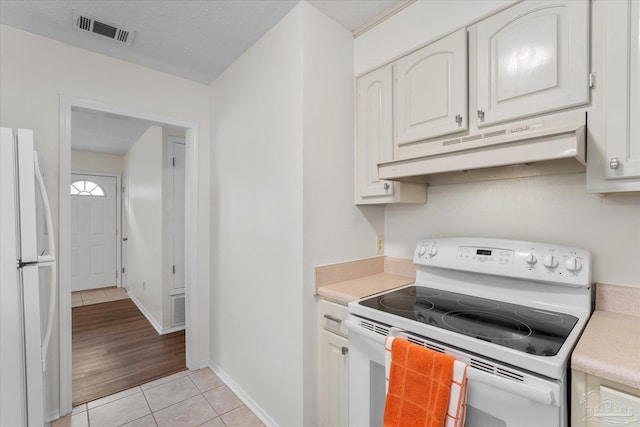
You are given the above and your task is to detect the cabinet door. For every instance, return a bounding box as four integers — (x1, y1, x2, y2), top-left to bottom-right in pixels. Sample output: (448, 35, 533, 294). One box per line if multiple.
(572, 370, 640, 427)
(395, 29, 468, 147)
(356, 66, 394, 199)
(318, 330, 348, 427)
(604, 0, 640, 180)
(475, 0, 589, 127)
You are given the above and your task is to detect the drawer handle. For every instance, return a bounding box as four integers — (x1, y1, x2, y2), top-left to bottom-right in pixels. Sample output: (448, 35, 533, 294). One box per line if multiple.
(324, 314, 342, 323)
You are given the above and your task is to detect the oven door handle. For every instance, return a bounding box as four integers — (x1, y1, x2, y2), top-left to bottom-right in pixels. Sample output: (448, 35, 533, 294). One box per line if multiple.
(466, 368, 556, 406)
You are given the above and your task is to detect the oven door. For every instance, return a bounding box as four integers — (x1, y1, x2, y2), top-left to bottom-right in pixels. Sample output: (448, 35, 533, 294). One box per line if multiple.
(346, 318, 567, 427)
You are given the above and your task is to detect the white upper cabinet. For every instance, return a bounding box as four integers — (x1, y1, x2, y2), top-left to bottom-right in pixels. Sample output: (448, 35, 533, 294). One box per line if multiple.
(474, 0, 590, 127)
(587, 0, 640, 193)
(356, 66, 394, 200)
(355, 65, 426, 204)
(603, 0, 640, 181)
(394, 29, 468, 153)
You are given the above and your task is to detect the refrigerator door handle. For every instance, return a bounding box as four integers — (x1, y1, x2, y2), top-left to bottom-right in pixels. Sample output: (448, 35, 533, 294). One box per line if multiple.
(33, 153, 57, 372)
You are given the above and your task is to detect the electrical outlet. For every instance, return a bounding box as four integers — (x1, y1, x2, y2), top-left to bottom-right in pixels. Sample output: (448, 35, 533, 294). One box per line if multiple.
(376, 236, 384, 255)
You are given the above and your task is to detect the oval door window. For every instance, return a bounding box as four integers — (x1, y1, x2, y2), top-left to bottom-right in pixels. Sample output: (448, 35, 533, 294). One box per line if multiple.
(70, 179, 105, 196)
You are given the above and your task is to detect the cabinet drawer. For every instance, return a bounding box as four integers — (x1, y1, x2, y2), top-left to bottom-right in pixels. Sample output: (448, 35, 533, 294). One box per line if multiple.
(319, 299, 349, 338)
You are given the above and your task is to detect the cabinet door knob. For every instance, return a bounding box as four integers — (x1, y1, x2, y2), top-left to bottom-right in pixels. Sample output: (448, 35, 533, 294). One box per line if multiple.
(477, 109, 485, 119)
(323, 314, 342, 323)
(609, 157, 620, 170)
(455, 114, 463, 125)
(341, 346, 349, 355)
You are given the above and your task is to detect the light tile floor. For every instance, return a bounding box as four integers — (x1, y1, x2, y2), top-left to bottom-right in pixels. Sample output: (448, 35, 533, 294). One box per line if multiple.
(72, 287, 129, 307)
(52, 368, 265, 427)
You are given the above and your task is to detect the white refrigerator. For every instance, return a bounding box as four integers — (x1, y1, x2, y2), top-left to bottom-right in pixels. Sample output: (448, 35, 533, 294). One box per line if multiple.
(1, 128, 57, 426)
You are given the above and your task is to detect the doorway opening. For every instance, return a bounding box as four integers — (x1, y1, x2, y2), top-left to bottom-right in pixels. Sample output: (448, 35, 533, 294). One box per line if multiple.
(59, 96, 200, 415)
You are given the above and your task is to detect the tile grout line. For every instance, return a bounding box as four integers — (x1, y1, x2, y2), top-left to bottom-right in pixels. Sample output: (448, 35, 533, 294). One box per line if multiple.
(139, 385, 158, 427)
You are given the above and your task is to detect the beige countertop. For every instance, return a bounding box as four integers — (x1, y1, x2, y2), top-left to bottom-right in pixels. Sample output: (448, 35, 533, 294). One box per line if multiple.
(315, 256, 415, 305)
(317, 272, 414, 304)
(571, 283, 640, 390)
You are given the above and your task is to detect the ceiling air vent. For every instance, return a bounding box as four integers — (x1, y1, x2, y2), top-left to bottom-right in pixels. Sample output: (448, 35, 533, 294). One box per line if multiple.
(72, 10, 135, 46)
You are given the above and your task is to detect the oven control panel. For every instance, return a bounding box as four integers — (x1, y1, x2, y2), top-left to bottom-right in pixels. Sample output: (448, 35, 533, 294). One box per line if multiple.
(414, 237, 592, 287)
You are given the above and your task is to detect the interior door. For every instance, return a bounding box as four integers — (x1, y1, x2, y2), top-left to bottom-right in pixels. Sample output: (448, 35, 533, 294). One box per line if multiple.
(70, 174, 117, 291)
(169, 138, 186, 292)
(122, 172, 128, 289)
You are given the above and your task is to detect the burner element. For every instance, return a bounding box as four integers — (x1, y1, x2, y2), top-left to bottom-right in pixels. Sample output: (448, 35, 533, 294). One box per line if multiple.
(413, 288, 442, 298)
(458, 297, 499, 310)
(442, 310, 533, 341)
(515, 308, 566, 324)
(379, 294, 434, 314)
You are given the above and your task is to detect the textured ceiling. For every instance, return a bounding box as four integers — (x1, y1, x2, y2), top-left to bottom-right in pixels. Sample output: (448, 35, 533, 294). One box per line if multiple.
(0, 0, 399, 85)
(1, 0, 398, 154)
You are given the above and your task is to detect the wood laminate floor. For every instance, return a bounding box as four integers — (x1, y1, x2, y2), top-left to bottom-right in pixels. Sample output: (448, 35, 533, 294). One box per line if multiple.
(72, 298, 186, 406)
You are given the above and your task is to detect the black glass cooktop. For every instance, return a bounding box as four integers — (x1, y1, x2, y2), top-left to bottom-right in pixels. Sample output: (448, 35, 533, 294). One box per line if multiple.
(358, 286, 578, 356)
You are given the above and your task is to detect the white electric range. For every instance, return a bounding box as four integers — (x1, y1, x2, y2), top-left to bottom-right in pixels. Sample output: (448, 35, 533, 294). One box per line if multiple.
(347, 237, 593, 427)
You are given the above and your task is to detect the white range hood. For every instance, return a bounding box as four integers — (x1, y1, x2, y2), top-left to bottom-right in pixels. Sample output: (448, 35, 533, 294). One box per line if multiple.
(378, 121, 587, 185)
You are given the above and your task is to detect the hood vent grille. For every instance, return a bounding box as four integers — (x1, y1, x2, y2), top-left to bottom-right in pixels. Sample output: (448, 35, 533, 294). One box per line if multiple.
(72, 10, 135, 46)
(379, 120, 587, 185)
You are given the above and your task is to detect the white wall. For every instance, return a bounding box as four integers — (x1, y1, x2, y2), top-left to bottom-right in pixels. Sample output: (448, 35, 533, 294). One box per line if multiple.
(71, 150, 124, 174)
(124, 126, 164, 326)
(300, 4, 384, 425)
(209, 3, 383, 426)
(355, 1, 640, 287)
(209, 6, 304, 426)
(0, 24, 211, 417)
(385, 174, 640, 286)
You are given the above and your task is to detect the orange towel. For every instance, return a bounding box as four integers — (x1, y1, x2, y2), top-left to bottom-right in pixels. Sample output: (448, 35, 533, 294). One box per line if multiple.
(383, 337, 462, 427)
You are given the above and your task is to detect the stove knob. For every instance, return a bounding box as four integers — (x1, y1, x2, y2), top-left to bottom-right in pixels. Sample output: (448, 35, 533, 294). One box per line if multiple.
(543, 254, 559, 269)
(417, 245, 427, 257)
(564, 257, 582, 272)
(428, 246, 438, 257)
(524, 253, 537, 266)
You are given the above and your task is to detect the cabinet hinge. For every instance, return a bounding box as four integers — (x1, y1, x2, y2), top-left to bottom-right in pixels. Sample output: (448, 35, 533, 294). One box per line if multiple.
(173, 265, 176, 275)
(172, 157, 176, 167)
(589, 72, 596, 88)
(122, 267, 126, 274)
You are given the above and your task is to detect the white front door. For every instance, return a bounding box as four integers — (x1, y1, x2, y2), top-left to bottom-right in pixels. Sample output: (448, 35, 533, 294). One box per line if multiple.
(70, 174, 117, 291)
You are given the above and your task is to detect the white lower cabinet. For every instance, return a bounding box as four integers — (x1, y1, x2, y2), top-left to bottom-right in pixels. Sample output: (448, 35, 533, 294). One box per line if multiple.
(318, 299, 349, 427)
(572, 370, 640, 427)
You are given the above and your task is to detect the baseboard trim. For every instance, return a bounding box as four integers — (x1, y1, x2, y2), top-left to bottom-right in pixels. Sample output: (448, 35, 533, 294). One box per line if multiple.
(208, 360, 279, 427)
(127, 294, 185, 335)
(161, 324, 185, 334)
(46, 409, 60, 425)
(127, 293, 163, 334)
